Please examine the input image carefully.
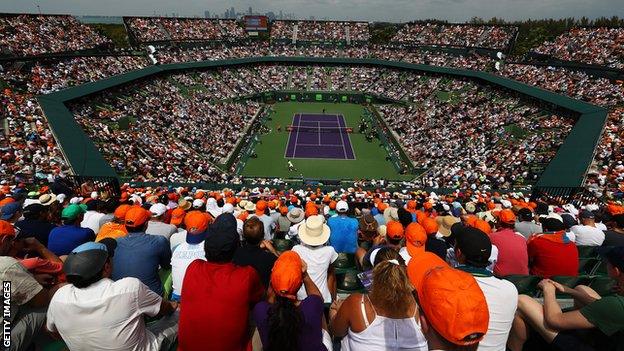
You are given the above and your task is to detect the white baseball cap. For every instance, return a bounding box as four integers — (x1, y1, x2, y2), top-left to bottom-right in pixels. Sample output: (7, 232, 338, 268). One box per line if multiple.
(192, 199, 204, 209)
(336, 200, 349, 213)
(149, 203, 167, 217)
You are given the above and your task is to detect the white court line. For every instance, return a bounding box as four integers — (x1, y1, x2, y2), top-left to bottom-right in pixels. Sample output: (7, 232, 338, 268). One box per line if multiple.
(293, 113, 302, 157)
(317, 121, 321, 145)
(296, 144, 345, 147)
(284, 113, 296, 158)
(340, 114, 357, 160)
(336, 115, 348, 159)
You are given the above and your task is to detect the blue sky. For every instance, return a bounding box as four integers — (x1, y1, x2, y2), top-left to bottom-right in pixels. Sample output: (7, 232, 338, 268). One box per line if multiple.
(1, 0, 622, 22)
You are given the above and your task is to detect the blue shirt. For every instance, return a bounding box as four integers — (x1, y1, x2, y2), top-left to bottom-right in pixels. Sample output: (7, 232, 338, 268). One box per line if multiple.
(47, 225, 95, 256)
(328, 215, 359, 253)
(112, 232, 171, 296)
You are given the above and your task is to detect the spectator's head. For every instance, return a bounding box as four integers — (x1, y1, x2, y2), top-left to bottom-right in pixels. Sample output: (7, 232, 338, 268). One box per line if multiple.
(1, 202, 22, 223)
(579, 209, 595, 225)
(405, 222, 427, 257)
(22, 203, 47, 221)
(204, 213, 239, 262)
(454, 226, 491, 269)
(0, 220, 16, 255)
(298, 215, 330, 247)
(267, 251, 304, 350)
(397, 207, 413, 228)
(369, 252, 412, 316)
(614, 214, 624, 230)
(242, 217, 264, 245)
(370, 246, 403, 267)
(420, 217, 438, 236)
(560, 213, 578, 229)
(113, 204, 132, 224)
(38, 194, 57, 206)
(358, 213, 378, 242)
(184, 211, 210, 244)
(287, 208, 305, 224)
(385, 220, 404, 246)
(170, 208, 186, 227)
(541, 218, 565, 232)
(497, 209, 516, 229)
(149, 203, 167, 221)
(124, 207, 151, 233)
(518, 208, 533, 222)
(255, 200, 268, 216)
(597, 246, 624, 286)
(64, 241, 116, 289)
(418, 266, 489, 350)
(61, 204, 87, 226)
(336, 200, 349, 215)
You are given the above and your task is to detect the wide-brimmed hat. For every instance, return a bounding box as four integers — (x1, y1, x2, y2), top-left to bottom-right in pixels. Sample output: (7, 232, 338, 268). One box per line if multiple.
(298, 215, 330, 246)
(436, 215, 460, 237)
(38, 193, 56, 206)
(178, 199, 192, 211)
(383, 206, 399, 223)
(287, 208, 305, 223)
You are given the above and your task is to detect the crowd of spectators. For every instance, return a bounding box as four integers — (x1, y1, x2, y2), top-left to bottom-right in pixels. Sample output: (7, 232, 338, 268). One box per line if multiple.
(125, 17, 247, 43)
(270, 20, 370, 42)
(2, 183, 624, 350)
(532, 27, 624, 69)
(377, 80, 575, 189)
(392, 23, 518, 51)
(0, 14, 111, 57)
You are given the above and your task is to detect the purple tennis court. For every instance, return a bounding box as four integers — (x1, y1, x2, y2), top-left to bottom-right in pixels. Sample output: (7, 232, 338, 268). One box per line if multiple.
(284, 113, 356, 160)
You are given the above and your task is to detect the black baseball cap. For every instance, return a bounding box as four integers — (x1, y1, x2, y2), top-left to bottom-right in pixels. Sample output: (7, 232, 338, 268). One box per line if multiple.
(541, 218, 566, 232)
(205, 213, 239, 253)
(22, 203, 46, 218)
(579, 210, 595, 219)
(455, 226, 492, 268)
(518, 208, 533, 222)
(63, 242, 115, 280)
(597, 246, 624, 271)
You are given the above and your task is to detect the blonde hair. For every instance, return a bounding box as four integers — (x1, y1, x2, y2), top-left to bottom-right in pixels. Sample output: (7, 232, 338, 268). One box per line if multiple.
(369, 252, 414, 314)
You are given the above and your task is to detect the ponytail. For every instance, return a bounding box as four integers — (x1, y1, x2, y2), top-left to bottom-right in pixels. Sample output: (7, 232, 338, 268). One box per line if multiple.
(369, 259, 413, 313)
(266, 295, 302, 351)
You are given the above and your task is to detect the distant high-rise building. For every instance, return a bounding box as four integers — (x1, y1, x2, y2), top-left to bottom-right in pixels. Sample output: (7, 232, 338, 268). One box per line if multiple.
(230, 7, 235, 18)
(266, 11, 276, 21)
(224, 9, 229, 18)
(279, 10, 283, 19)
(248, 6, 252, 15)
(204, 10, 210, 18)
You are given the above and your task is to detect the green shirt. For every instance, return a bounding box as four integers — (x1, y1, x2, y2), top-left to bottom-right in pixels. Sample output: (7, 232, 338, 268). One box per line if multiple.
(580, 295, 624, 350)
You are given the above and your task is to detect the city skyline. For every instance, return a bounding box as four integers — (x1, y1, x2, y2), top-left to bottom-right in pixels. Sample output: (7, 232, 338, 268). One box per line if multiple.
(0, 0, 623, 22)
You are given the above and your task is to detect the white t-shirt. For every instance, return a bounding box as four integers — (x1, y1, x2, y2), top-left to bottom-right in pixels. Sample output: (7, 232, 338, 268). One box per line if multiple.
(146, 221, 178, 240)
(474, 275, 518, 351)
(292, 244, 338, 303)
(171, 242, 206, 296)
(288, 222, 304, 240)
(169, 229, 187, 251)
(570, 225, 605, 246)
(47, 278, 163, 351)
(81, 210, 105, 234)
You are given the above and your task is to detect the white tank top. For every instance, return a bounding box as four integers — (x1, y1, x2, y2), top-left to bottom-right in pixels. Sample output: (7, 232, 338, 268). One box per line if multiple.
(342, 295, 428, 351)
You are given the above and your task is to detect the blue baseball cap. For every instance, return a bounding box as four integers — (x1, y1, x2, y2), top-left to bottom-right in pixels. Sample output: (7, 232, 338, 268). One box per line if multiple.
(1, 202, 22, 220)
(63, 241, 115, 281)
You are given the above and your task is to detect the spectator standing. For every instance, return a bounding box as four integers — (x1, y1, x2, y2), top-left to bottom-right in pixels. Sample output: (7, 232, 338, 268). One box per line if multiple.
(146, 203, 177, 240)
(170, 211, 209, 301)
(253, 251, 331, 351)
(292, 215, 338, 304)
(48, 204, 96, 256)
(14, 204, 56, 247)
(232, 217, 278, 288)
(47, 242, 179, 350)
(527, 218, 579, 278)
(328, 200, 359, 254)
(454, 226, 518, 351)
(571, 210, 606, 246)
(178, 213, 263, 351)
(275, 206, 291, 238)
(112, 207, 171, 295)
(490, 209, 529, 276)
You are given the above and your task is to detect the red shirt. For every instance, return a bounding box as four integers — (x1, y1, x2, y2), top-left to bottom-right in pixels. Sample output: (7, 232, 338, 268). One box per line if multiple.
(178, 260, 263, 351)
(490, 228, 529, 277)
(528, 231, 579, 278)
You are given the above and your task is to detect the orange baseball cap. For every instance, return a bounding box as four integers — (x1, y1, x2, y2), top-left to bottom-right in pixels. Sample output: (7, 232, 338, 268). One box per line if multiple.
(423, 202, 433, 211)
(170, 208, 186, 226)
(185, 211, 210, 234)
(124, 207, 151, 228)
(472, 219, 492, 235)
(305, 206, 318, 218)
(271, 251, 303, 300)
(0, 220, 15, 237)
(329, 201, 337, 210)
(418, 266, 489, 346)
(256, 200, 268, 215)
(498, 209, 516, 224)
(113, 204, 132, 221)
(421, 217, 439, 236)
(377, 202, 388, 211)
(407, 200, 417, 211)
(405, 223, 427, 257)
(279, 206, 288, 215)
(194, 191, 205, 200)
(386, 221, 404, 240)
(406, 251, 448, 293)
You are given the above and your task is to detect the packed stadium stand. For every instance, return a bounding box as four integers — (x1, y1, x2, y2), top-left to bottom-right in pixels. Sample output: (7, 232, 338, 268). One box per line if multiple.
(0, 11, 624, 351)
